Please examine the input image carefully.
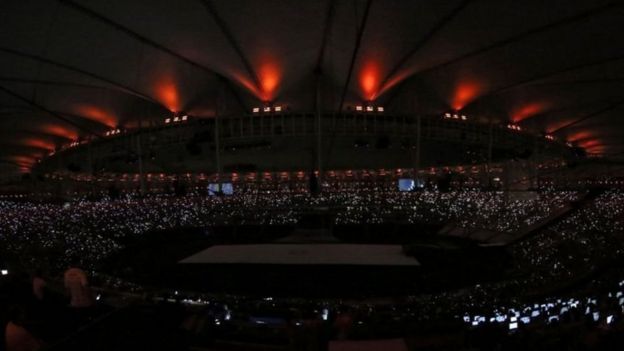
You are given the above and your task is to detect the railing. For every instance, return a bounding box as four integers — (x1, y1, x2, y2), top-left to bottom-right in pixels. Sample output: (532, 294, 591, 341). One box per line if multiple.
(33, 112, 574, 177)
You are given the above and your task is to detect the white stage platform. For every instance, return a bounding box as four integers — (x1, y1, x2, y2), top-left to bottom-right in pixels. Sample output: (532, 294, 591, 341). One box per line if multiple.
(180, 244, 420, 266)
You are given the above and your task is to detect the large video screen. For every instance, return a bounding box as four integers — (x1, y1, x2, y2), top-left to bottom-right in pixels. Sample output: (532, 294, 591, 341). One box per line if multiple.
(398, 178, 425, 192)
(208, 182, 234, 196)
(398, 178, 416, 192)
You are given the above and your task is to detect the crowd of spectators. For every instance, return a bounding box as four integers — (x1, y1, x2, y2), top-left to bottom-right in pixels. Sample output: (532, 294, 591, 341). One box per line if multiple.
(2, 187, 624, 349)
(165, 189, 624, 349)
(511, 190, 624, 285)
(0, 189, 578, 271)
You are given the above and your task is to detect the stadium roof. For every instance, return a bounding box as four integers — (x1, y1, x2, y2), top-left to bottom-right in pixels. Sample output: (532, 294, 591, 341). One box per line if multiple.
(1, 0, 624, 174)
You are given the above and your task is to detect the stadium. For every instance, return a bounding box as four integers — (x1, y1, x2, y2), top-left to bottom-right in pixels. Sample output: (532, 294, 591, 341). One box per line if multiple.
(1, 0, 624, 350)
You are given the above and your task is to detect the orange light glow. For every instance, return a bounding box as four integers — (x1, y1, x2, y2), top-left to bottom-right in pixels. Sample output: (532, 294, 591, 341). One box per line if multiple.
(377, 69, 412, 98)
(545, 118, 582, 134)
(231, 54, 282, 102)
(451, 80, 482, 111)
(567, 132, 595, 143)
(257, 60, 281, 102)
(231, 72, 263, 99)
(578, 139, 602, 149)
(22, 138, 55, 151)
(585, 146, 607, 154)
(359, 61, 381, 101)
(9, 155, 36, 166)
(511, 102, 551, 122)
(156, 78, 181, 112)
(73, 104, 117, 128)
(41, 124, 79, 140)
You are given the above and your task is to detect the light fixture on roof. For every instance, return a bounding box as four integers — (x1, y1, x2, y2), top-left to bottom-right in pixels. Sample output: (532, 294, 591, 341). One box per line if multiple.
(354, 104, 383, 112)
(443, 112, 467, 120)
(545, 134, 555, 141)
(507, 123, 522, 131)
(355, 101, 386, 112)
(166, 113, 189, 124)
(254, 104, 285, 113)
(105, 128, 121, 136)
